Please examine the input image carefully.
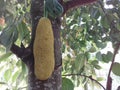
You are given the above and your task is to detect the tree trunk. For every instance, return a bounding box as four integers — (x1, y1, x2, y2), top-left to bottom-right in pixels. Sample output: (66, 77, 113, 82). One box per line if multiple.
(26, 0, 62, 90)
(10, 0, 98, 90)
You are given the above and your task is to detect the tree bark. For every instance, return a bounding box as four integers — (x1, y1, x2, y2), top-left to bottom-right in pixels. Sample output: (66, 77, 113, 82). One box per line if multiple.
(26, 0, 62, 90)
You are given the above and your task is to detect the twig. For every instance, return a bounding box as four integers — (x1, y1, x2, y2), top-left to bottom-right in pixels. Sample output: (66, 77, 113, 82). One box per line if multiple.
(106, 43, 120, 90)
(62, 73, 106, 90)
(98, 1, 120, 90)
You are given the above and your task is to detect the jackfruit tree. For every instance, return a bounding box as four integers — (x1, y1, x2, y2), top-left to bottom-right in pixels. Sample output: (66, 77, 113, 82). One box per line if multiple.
(0, 0, 120, 90)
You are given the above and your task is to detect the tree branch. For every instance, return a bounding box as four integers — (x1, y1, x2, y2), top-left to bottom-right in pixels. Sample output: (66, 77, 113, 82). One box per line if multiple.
(98, 1, 120, 90)
(62, 73, 106, 90)
(117, 86, 120, 90)
(10, 44, 32, 64)
(62, 0, 98, 14)
(106, 43, 120, 90)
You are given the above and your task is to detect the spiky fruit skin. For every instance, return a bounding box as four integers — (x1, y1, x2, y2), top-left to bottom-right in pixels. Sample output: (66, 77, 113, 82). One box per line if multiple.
(33, 17, 55, 80)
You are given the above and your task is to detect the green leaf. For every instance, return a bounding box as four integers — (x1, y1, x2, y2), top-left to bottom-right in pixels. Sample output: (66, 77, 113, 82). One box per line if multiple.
(106, 51, 113, 61)
(91, 60, 98, 65)
(16, 61, 27, 85)
(91, 60, 101, 70)
(102, 51, 113, 63)
(112, 62, 120, 76)
(102, 54, 108, 63)
(94, 64, 101, 70)
(0, 26, 18, 51)
(21, 61, 27, 74)
(67, 54, 71, 58)
(89, 46, 96, 53)
(96, 52, 102, 61)
(97, 77, 104, 81)
(95, 41, 107, 49)
(12, 70, 20, 82)
(100, 16, 110, 28)
(4, 69, 12, 81)
(110, 29, 120, 42)
(16, 72, 24, 85)
(17, 20, 30, 41)
(90, 8, 100, 19)
(75, 54, 85, 71)
(62, 44, 65, 53)
(62, 78, 74, 90)
(0, 53, 12, 62)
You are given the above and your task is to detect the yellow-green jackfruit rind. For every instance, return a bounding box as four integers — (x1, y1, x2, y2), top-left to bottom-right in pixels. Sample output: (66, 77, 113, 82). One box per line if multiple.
(33, 17, 55, 80)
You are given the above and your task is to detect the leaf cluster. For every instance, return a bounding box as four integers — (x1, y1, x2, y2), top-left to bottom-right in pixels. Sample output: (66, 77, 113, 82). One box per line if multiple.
(0, 0, 31, 89)
(61, 0, 120, 89)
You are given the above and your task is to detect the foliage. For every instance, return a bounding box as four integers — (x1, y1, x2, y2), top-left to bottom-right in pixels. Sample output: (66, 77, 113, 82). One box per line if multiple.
(0, 0, 30, 89)
(112, 62, 120, 76)
(0, 48, 27, 90)
(62, 77, 74, 90)
(0, 0, 31, 48)
(0, 0, 120, 90)
(61, 0, 120, 89)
